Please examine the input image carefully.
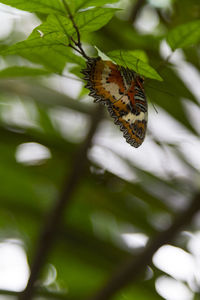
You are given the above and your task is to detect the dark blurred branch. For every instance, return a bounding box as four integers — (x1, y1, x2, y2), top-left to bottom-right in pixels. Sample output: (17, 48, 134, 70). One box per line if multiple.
(129, 0, 146, 23)
(19, 105, 104, 300)
(89, 192, 200, 300)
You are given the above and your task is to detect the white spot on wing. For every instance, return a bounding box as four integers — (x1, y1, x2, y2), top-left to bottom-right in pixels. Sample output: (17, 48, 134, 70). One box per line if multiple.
(119, 95, 129, 105)
(101, 64, 122, 99)
(122, 111, 148, 124)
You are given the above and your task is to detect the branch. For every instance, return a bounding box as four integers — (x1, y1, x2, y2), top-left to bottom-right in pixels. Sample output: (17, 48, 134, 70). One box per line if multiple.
(89, 192, 200, 300)
(62, 0, 89, 60)
(19, 105, 104, 300)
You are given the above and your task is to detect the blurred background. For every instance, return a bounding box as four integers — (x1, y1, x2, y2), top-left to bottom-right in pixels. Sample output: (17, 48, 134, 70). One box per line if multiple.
(0, 0, 200, 299)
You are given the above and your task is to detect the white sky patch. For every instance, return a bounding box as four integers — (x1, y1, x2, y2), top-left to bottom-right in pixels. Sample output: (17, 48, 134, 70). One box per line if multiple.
(187, 231, 200, 257)
(0, 98, 38, 128)
(94, 117, 194, 180)
(182, 99, 200, 135)
(0, 12, 14, 39)
(44, 72, 83, 99)
(148, 0, 172, 8)
(149, 106, 192, 144)
(0, 4, 41, 38)
(187, 231, 200, 290)
(49, 107, 90, 143)
(134, 5, 159, 34)
(0, 240, 29, 291)
(15, 142, 51, 165)
(178, 62, 200, 104)
(160, 40, 200, 103)
(122, 233, 148, 248)
(0, 3, 28, 15)
(178, 138, 200, 171)
(156, 276, 193, 300)
(153, 245, 195, 282)
(89, 143, 136, 182)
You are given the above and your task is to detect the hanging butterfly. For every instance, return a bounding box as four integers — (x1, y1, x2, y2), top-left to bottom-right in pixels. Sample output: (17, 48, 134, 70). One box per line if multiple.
(82, 57, 148, 148)
(65, 4, 147, 148)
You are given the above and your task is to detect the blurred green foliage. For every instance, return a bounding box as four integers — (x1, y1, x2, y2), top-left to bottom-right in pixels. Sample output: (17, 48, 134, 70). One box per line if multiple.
(0, 0, 199, 300)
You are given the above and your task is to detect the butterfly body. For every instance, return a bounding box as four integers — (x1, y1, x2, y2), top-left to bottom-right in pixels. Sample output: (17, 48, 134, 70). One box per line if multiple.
(82, 57, 147, 148)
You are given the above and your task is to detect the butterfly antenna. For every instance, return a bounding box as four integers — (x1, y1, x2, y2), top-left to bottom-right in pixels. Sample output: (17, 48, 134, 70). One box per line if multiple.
(146, 93, 158, 114)
(62, 0, 89, 60)
(155, 53, 173, 75)
(152, 101, 158, 114)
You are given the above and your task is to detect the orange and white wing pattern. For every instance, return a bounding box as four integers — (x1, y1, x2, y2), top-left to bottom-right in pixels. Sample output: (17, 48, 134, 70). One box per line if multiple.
(82, 57, 148, 148)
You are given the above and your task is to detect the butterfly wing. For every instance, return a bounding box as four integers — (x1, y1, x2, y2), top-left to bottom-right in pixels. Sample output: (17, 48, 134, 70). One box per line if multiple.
(108, 95, 147, 148)
(82, 57, 126, 105)
(82, 58, 148, 148)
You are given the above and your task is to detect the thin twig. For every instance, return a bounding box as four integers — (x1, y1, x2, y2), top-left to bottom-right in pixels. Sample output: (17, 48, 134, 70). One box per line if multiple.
(89, 192, 200, 300)
(19, 105, 104, 300)
(62, 0, 89, 60)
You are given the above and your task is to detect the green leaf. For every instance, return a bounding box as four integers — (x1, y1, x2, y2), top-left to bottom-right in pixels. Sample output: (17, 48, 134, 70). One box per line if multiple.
(0, 28, 85, 73)
(68, 65, 83, 78)
(72, 0, 120, 12)
(36, 104, 58, 135)
(4, 6, 117, 72)
(0, 66, 51, 78)
(36, 14, 72, 44)
(95, 46, 111, 60)
(74, 7, 118, 34)
(167, 20, 200, 50)
(96, 47, 149, 64)
(45, 8, 118, 38)
(0, 0, 119, 20)
(107, 50, 163, 81)
(130, 50, 149, 63)
(38, 13, 77, 44)
(0, 6, 117, 74)
(0, 0, 65, 14)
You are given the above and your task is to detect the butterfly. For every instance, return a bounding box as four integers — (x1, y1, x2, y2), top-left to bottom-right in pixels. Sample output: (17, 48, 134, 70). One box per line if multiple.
(82, 57, 148, 148)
